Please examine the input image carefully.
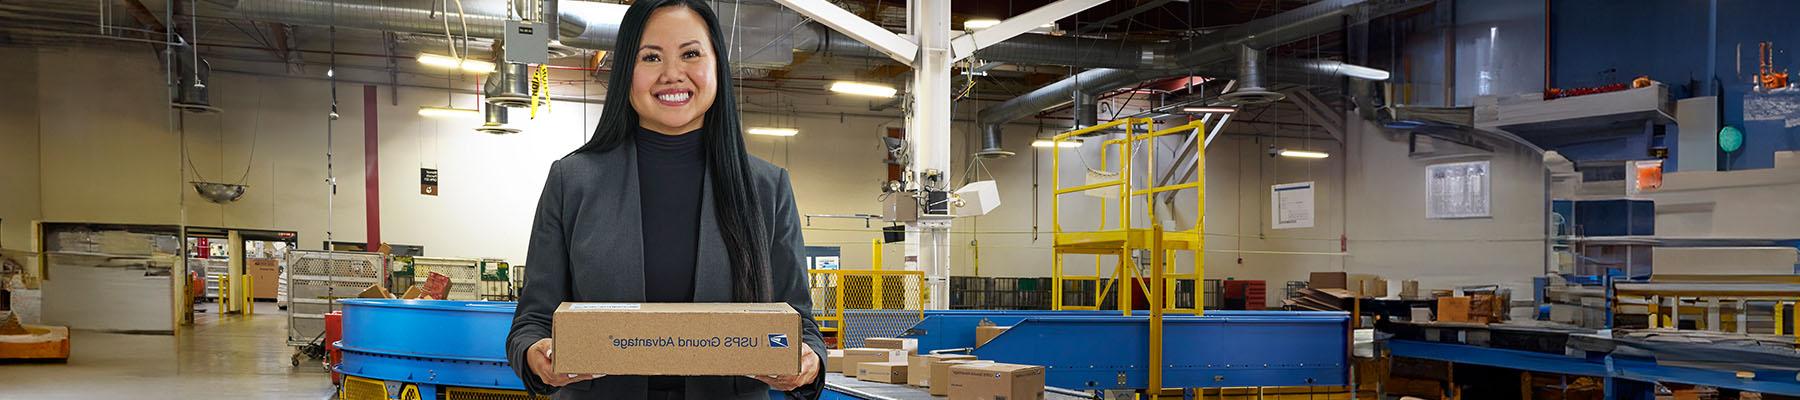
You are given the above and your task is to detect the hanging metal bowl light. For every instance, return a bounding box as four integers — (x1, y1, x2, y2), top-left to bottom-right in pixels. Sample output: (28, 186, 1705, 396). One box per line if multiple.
(191, 182, 247, 204)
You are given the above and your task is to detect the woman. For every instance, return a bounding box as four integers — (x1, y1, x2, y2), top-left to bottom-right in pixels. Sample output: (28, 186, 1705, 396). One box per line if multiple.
(504, 0, 825, 398)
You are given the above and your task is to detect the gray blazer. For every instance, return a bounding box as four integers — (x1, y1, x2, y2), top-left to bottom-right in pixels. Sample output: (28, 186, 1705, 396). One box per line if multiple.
(506, 139, 827, 399)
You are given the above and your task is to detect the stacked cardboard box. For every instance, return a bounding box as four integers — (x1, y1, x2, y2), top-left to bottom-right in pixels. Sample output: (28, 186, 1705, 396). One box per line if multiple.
(948, 363, 1045, 400)
(840, 348, 905, 377)
(908, 353, 977, 387)
(864, 337, 917, 355)
(855, 361, 908, 384)
(825, 349, 845, 373)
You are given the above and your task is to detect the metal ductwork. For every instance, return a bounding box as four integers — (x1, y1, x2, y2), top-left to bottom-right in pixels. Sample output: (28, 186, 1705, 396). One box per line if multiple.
(974, 0, 1421, 157)
(476, 103, 520, 134)
(484, 62, 532, 107)
(1219, 45, 1284, 105)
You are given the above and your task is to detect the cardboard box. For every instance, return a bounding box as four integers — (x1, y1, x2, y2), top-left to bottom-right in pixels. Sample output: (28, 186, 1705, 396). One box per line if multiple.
(864, 337, 918, 355)
(356, 283, 393, 299)
(1408, 307, 1432, 322)
(974, 325, 1010, 348)
(1399, 280, 1421, 299)
(1309, 272, 1348, 290)
(909, 353, 978, 386)
(550, 302, 800, 376)
(931, 360, 989, 396)
(825, 349, 845, 373)
(248, 258, 280, 299)
(855, 361, 908, 384)
(840, 348, 906, 377)
(948, 362, 1046, 400)
(1436, 297, 1472, 323)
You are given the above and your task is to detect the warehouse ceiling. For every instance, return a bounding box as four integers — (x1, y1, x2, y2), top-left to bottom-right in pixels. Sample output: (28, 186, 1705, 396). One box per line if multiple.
(0, 0, 1351, 136)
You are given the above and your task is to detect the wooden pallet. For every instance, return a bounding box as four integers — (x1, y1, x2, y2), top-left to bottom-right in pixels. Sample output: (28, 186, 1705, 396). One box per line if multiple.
(0, 325, 70, 361)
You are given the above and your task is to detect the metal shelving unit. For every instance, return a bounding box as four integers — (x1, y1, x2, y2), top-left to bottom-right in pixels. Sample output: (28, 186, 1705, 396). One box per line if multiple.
(411, 257, 481, 300)
(285, 250, 384, 349)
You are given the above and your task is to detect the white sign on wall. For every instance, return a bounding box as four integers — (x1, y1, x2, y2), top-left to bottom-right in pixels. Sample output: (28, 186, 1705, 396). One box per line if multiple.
(1271, 182, 1315, 229)
(1426, 161, 1491, 219)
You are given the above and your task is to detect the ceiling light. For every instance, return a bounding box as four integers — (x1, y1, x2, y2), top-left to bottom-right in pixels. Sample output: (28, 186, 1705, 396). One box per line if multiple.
(417, 53, 495, 74)
(747, 127, 799, 137)
(458, 59, 496, 74)
(418, 106, 480, 118)
(963, 19, 1000, 30)
(1031, 139, 1080, 148)
(829, 81, 898, 98)
(1182, 106, 1237, 114)
(1278, 149, 1330, 159)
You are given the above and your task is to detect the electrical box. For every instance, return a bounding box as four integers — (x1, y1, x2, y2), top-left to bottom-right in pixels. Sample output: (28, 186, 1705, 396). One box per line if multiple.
(503, 20, 549, 65)
(883, 195, 918, 222)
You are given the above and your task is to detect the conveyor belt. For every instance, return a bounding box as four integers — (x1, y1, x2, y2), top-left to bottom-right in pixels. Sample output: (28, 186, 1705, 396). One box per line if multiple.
(823, 373, 1096, 400)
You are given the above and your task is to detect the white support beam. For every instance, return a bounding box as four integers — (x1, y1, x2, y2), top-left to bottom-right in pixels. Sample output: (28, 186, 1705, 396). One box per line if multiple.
(770, 0, 918, 64)
(948, 0, 1109, 61)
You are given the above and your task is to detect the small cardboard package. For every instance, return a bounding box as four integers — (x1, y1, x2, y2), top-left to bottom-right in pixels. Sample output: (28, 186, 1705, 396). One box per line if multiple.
(1308, 272, 1348, 290)
(974, 325, 1010, 348)
(864, 337, 918, 355)
(550, 302, 800, 376)
(948, 362, 1046, 400)
(840, 348, 906, 377)
(825, 349, 845, 373)
(908, 353, 978, 386)
(931, 360, 990, 396)
(855, 361, 908, 384)
(1436, 297, 1472, 323)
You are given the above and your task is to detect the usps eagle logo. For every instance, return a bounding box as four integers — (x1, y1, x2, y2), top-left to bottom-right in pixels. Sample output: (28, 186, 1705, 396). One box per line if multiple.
(768, 334, 790, 348)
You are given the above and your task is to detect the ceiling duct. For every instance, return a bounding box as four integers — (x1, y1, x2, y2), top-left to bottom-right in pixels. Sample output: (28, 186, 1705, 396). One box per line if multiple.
(484, 62, 531, 107)
(973, 0, 1423, 158)
(476, 103, 519, 134)
(1218, 45, 1284, 105)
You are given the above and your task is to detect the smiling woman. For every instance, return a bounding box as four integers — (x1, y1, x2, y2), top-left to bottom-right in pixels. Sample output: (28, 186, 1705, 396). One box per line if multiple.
(503, 0, 827, 399)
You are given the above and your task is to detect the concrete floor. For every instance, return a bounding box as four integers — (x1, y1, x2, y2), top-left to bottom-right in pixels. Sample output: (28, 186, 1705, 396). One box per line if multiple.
(1, 302, 336, 399)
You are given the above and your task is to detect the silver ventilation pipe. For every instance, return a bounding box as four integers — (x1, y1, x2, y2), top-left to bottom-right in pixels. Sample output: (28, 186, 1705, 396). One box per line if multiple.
(1220, 45, 1284, 104)
(974, 0, 1421, 157)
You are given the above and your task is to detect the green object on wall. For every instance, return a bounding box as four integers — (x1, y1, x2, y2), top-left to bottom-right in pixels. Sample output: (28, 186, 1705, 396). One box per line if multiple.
(1719, 126, 1743, 152)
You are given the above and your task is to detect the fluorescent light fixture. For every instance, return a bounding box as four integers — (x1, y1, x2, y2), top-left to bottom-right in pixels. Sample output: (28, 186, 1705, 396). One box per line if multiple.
(418, 106, 480, 118)
(1278, 149, 1330, 159)
(963, 19, 1000, 30)
(1182, 106, 1237, 114)
(828, 81, 898, 98)
(747, 127, 799, 137)
(417, 53, 496, 74)
(1031, 139, 1080, 148)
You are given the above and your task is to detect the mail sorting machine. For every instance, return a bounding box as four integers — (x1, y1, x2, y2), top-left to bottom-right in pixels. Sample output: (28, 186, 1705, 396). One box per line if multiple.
(328, 301, 1347, 400)
(332, 299, 800, 400)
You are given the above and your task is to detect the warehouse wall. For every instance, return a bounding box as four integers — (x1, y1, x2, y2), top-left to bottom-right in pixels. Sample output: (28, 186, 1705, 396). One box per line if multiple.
(0, 48, 42, 252)
(16, 47, 1548, 304)
(1342, 121, 1547, 297)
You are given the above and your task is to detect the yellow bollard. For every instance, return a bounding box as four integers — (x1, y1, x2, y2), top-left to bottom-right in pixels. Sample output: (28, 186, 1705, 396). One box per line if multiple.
(244, 274, 254, 315)
(217, 275, 228, 314)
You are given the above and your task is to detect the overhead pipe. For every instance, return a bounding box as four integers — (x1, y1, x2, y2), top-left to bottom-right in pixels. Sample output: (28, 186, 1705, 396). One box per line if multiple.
(974, 0, 1421, 157)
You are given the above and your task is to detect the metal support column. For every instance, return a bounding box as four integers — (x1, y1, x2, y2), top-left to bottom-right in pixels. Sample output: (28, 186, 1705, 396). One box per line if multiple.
(909, 0, 954, 310)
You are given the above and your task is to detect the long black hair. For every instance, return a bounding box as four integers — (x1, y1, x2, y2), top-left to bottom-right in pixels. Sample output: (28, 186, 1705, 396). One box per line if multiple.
(572, 0, 771, 302)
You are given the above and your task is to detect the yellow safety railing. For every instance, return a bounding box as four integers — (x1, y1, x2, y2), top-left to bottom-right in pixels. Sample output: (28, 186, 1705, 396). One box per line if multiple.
(807, 269, 927, 349)
(1049, 118, 1206, 316)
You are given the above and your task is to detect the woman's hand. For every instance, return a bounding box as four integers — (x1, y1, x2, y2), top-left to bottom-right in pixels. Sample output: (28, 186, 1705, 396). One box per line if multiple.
(752, 344, 820, 391)
(528, 338, 603, 387)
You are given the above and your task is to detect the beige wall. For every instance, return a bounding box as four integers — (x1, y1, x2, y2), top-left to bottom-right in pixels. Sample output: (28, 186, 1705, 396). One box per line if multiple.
(0, 48, 41, 251)
(8, 47, 1550, 303)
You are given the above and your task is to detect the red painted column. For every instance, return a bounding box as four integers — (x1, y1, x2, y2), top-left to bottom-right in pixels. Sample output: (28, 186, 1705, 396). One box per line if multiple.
(363, 85, 381, 249)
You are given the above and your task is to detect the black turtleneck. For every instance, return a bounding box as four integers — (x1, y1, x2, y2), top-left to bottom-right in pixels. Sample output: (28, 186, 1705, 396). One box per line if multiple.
(635, 127, 704, 304)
